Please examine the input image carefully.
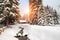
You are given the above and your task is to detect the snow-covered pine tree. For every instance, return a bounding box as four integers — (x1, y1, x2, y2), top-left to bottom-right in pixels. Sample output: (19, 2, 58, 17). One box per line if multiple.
(38, 5, 59, 26)
(29, 0, 59, 26)
(37, 5, 47, 26)
(0, 0, 20, 26)
(45, 6, 59, 25)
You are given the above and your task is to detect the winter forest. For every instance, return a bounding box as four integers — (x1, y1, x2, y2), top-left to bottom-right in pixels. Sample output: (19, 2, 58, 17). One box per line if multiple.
(0, 0, 60, 40)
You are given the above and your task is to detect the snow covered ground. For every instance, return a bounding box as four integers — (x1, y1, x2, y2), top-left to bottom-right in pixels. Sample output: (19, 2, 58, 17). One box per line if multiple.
(0, 24, 60, 40)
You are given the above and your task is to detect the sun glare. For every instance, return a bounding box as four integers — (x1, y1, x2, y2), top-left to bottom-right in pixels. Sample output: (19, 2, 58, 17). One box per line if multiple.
(20, 0, 29, 16)
(24, 7, 29, 14)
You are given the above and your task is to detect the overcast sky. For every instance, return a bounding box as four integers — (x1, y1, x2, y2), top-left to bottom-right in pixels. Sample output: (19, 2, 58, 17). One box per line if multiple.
(19, 0, 60, 15)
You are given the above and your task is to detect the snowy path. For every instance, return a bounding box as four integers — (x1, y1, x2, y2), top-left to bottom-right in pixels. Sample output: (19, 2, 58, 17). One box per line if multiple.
(0, 24, 60, 40)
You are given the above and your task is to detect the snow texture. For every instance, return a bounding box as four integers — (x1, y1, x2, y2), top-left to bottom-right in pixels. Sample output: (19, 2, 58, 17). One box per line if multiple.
(0, 24, 60, 40)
